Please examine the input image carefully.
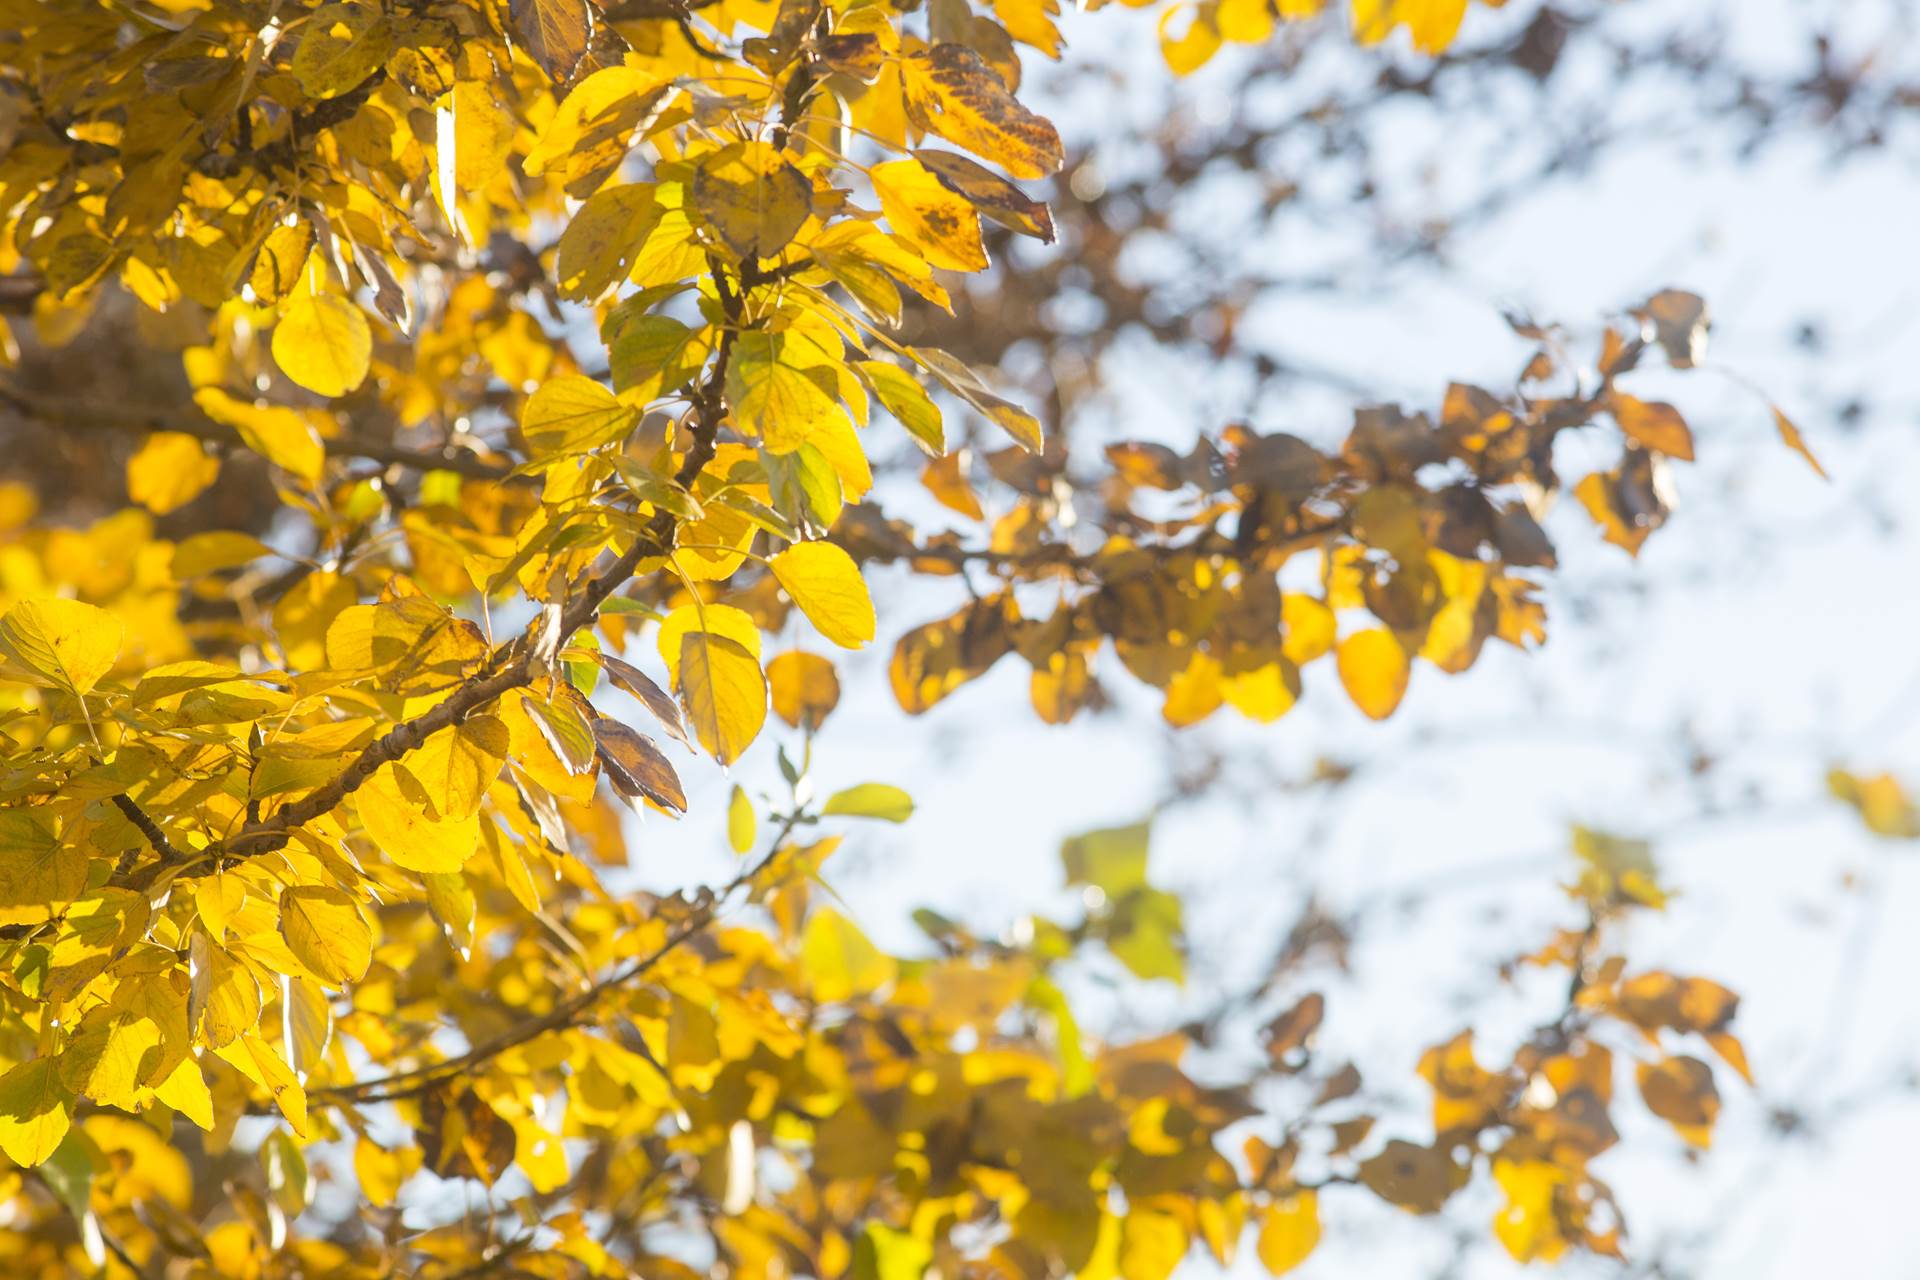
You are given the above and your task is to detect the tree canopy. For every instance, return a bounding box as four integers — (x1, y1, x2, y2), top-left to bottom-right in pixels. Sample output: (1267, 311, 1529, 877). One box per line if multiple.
(0, 0, 1894, 1277)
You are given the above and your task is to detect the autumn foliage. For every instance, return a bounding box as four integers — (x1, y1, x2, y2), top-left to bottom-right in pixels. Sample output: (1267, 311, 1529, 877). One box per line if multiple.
(0, 0, 1870, 1277)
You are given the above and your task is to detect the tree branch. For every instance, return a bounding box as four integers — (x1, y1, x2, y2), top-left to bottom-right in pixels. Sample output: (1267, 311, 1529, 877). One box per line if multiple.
(122, 264, 750, 889)
(307, 808, 802, 1108)
(0, 381, 514, 480)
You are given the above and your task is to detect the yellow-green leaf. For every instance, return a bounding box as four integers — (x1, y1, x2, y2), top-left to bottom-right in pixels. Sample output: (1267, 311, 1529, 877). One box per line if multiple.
(0, 597, 122, 695)
(822, 783, 914, 823)
(0, 808, 86, 927)
(0, 1058, 74, 1167)
(690, 142, 813, 262)
(290, 3, 392, 99)
(802, 907, 895, 1001)
(522, 375, 641, 459)
(727, 332, 846, 454)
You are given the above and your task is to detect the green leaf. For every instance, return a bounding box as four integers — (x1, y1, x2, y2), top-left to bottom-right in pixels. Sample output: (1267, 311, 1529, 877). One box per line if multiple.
(857, 361, 944, 454)
(1060, 820, 1151, 897)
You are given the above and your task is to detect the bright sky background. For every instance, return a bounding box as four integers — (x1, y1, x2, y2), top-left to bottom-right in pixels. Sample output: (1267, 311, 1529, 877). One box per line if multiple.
(591, 1, 1920, 1274)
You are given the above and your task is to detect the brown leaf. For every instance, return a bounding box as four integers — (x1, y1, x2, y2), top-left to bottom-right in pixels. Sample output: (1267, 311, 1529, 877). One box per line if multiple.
(592, 716, 687, 814)
(1607, 392, 1695, 461)
(419, 1087, 516, 1184)
(1358, 1139, 1468, 1214)
(912, 149, 1055, 242)
(593, 649, 692, 749)
(510, 0, 593, 84)
(1635, 1055, 1720, 1145)
(1262, 992, 1324, 1069)
(1634, 289, 1709, 368)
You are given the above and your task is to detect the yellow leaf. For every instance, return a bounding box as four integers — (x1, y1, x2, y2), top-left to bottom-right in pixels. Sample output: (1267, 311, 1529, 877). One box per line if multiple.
(524, 67, 666, 183)
(1280, 593, 1335, 666)
(1222, 657, 1301, 723)
(0, 596, 122, 695)
(278, 886, 373, 986)
(61, 1011, 162, 1111)
(1492, 1159, 1569, 1263)
(172, 530, 274, 579)
(273, 293, 371, 398)
(1353, 0, 1471, 53)
(356, 763, 481, 873)
(442, 80, 516, 191)
(861, 361, 945, 454)
(1160, 4, 1223, 75)
(193, 388, 326, 483)
(871, 159, 989, 273)
(770, 542, 876, 650)
(190, 937, 262, 1047)
(127, 432, 220, 514)
(1256, 1191, 1320, 1275)
(1772, 405, 1828, 480)
(212, 1032, 308, 1136)
(1336, 628, 1410, 720)
(1162, 651, 1224, 727)
(522, 375, 641, 459)
(355, 1137, 423, 1207)
(153, 1057, 214, 1131)
(555, 184, 662, 303)
(902, 45, 1064, 179)
(407, 714, 509, 820)
(1218, 0, 1277, 42)
(676, 631, 768, 766)
(802, 907, 895, 1001)
(249, 222, 315, 304)
(768, 649, 841, 730)
(913, 149, 1056, 242)
(658, 603, 762, 683)
(727, 784, 756, 854)
(0, 1058, 73, 1167)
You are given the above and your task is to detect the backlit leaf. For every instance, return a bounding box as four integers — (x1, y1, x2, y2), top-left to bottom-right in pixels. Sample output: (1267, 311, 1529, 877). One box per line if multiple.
(770, 542, 876, 650)
(822, 783, 914, 823)
(278, 886, 373, 987)
(1336, 629, 1410, 720)
(273, 294, 371, 398)
(0, 597, 122, 695)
